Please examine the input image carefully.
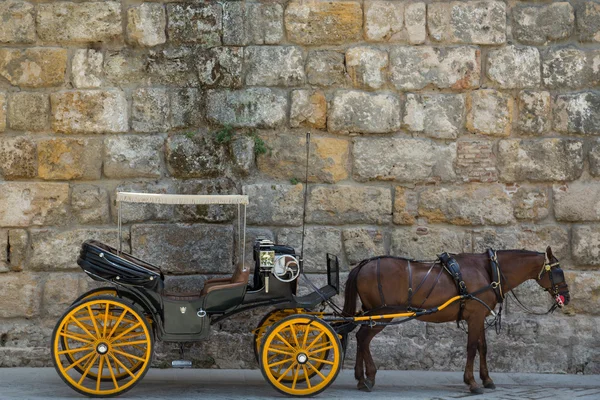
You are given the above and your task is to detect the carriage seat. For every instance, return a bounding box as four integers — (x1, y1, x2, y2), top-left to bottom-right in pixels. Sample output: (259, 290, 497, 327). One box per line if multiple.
(200, 266, 250, 295)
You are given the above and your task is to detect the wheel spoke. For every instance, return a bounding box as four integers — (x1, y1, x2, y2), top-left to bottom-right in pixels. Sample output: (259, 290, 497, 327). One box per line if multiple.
(306, 360, 327, 380)
(105, 355, 120, 390)
(58, 346, 93, 356)
(308, 344, 334, 355)
(267, 348, 295, 357)
(291, 364, 300, 389)
(103, 303, 110, 338)
(274, 333, 294, 350)
(276, 361, 297, 383)
(267, 357, 294, 369)
(308, 357, 334, 365)
(78, 354, 99, 385)
(64, 351, 95, 372)
(111, 322, 142, 342)
(112, 349, 146, 363)
(301, 322, 313, 348)
(107, 309, 128, 339)
(68, 316, 96, 340)
(60, 331, 93, 344)
(96, 355, 104, 391)
(111, 340, 148, 348)
(305, 331, 325, 351)
(289, 324, 300, 348)
(302, 365, 311, 389)
(87, 305, 101, 339)
(109, 353, 136, 379)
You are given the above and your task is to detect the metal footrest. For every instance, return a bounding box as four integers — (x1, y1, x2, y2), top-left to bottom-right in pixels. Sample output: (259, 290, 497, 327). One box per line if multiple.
(171, 360, 192, 368)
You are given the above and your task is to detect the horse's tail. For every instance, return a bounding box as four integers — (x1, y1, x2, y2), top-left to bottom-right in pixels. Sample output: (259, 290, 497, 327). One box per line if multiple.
(342, 258, 371, 316)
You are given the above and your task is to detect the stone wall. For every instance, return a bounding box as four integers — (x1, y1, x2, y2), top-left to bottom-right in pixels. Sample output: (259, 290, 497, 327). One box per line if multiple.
(0, 0, 600, 375)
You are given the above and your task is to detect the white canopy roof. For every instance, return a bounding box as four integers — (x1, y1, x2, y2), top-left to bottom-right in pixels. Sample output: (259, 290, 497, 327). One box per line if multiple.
(116, 192, 249, 205)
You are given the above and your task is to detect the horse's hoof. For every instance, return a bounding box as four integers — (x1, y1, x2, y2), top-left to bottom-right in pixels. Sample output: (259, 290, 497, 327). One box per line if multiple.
(483, 381, 496, 389)
(470, 387, 484, 395)
(357, 382, 372, 392)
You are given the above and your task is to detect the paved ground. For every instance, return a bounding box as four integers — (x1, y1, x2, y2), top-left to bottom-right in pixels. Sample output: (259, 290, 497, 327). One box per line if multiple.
(0, 368, 599, 400)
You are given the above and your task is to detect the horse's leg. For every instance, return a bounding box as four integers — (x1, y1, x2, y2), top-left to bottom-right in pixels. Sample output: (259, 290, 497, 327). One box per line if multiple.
(464, 317, 484, 395)
(362, 325, 386, 392)
(478, 331, 495, 389)
(354, 325, 367, 390)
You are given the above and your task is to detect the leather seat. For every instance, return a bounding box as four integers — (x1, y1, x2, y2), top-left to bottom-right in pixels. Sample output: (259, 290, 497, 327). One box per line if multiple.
(200, 266, 250, 296)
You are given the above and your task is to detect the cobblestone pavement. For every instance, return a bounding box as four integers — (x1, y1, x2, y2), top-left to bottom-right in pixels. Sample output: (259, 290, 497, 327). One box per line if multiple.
(0, 368, 598, 400)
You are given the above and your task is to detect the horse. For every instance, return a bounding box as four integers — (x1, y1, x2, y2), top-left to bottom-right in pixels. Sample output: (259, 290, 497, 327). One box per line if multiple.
(342, 247, 570, 394)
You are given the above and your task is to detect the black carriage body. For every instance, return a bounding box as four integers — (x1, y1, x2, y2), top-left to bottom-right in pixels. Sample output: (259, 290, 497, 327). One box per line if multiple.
(76, 239, 340, 342)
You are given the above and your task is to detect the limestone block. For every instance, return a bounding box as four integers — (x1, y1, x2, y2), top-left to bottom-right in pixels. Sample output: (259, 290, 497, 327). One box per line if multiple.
(242, 184, 303, 226)
(245, 46, 305, 86)
(353, 138, 456, 183)
(132, 224, 232, 274)
(513, 3, 574, 44)
(577, 1, 600, 42)
(71, 184, 110, 225)
(166, 133, 226, 179)
(553, 92, 600, 135)
(487, 45, 541, 89)
(132, 88, 170, 133)
(223, 2, 283, 45)
(8, 92, 49, 131)
(363, 1, 425, 43)
(290, 90, 327, 130)
(0, 93, 4, 132)
(472, 225, 569, 259)
(170, 88, 202, 129)
(466, 90, 513, 137)
(104, 136, 163, 178)
(206, 88, 287, 128)
(43, 273, 83, 317)
(456, 140, 497, 183)
(307, 185, 392, 225)
(176, 178, 236, 223)
(542, 48, 591, 89)
(8, 230, 28, 271)
(428, 1, 506, 44)
(391, 227, 470, 260)
(590, 139, 600, 176)
(127, 3, 166, 47)
(343, 228, 385, 265)
(104, 50, 147, 86)
(231, 136, 254, 175)
(0, 182, 69, 227)
(572, 226, 600, 265)
(345, 47, 388, 90)
(257, 134, 348, 183)
(111, 181, 176, 224)
(306, 51, 348, 87)
(0, 1, 35, 43)
(403, 93, 465, 139)
(71, 49, 103, 89)
(497, 139, 584, 182)
(37, 138, 102, 180)
(51, 90, 128, 134)
(554, 183, 600, 222)
(0, 274, 41, 318)
(389, 46, 480, 90)
(0, 137, 37, 179)
(328, 90, 401, 134)
(518, 91, 551, 135)
(0, 48, 67, 88)
(167, 3, 221, 46)
(512, 187, 549, 221)
(197, 47, 243, 88)
(393, 186, 418, 225)
(285, 1, 362, 45)
(147, 47, 198, 87)
(37, 2, 122, 42)
(277, 227, 342, 272)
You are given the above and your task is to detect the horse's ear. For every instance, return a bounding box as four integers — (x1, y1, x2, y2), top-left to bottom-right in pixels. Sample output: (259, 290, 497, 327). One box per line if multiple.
(546, 246, 554, 260)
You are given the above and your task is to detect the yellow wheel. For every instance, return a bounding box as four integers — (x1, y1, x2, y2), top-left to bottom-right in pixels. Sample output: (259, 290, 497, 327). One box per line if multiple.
(260, 314, 341, 397)
(52, 296, 153, 397)
(253, 309, 296, 363)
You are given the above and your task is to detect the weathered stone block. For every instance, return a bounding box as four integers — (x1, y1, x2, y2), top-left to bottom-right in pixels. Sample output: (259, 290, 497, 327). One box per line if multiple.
(0, 48, 67, 88)
(170, 88, 202, 129)
(197, 47, 243, 88)
(456, 140, 497, 183)
(290, 90, 327, 130)
(242, 184, 303, 226)
(343, 228, 385, 265)
(466, 90, 513, 137)
(147, 47, 198, 87)
(38, 138, 102, 180)
(29, 229, 128, 271)
(0, 182, 68, 227)
(206, 88, 287, 128)
(428, 1, 506, 44)
(112, 181, 175, 224)
(518, 91, 551, 135)
(542, 48, 591, 89)
(487, 45, 541, 89)
(245, 46, 305, 86)
(419, 184, 513, 226)
(132, 224, 233, 274)
(590, 139, 600, 176)
(43, 273, 84, 317)
(553, 92, 600, 135)
(132, 88, 170, 132)
(104, 136, 163, 178)
(8, 230, 28, 271)
(346, 47, 388, 90)
(403, 93, 465, 139)
(0, 93, 4, 132)
(8, 92, 49, 131)
(472, 225, 569, 259)
(497, 139, 584, 182)
(572, 226, 600, 265)
(223, 2, 283, 45)
(391, 227, 470, 260)
(37, 2, 122, 42)
(405, 3, 427, 44)
(389, 46, 480, 90)
(577, 1, 600, 42)
(257, 134, 348, 183)
(285, 1, 362, 45)
(554, 183, 600, 222)
(51, 90, 128, 133)
(513, 187, 549, 221)
(166, 133, 226, 178)
(127, 3, 166, 47)
(307, 185, 392, 225)
(393, 186, 417, 225)
(104, 50, 147, 86)
(566, 273, 600, 317)
(231, 136, 254, 175)
(306, 51, 348, 87)
(0, 274, 41, 318)
(513, 3, 574, 44)
(71, 184, 109, 225)
(71, 49, 103, 88)
(364, 1, 403, 42)
(0, 1, 35, 43)
(277, 227, 342, 272)
(0, 138, 36, 179)
(353, 138, 456, 183)
(176, 178, 236, 223)
(167, 3, 221, 46)
(328, 90, 401, 134)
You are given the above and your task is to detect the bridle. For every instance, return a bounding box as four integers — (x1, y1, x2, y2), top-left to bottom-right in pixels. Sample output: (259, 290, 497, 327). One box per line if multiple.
(536, 258, 569, 308)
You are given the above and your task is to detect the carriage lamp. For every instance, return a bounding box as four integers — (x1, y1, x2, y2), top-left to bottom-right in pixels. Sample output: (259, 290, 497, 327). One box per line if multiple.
(258, 239, 275, 293)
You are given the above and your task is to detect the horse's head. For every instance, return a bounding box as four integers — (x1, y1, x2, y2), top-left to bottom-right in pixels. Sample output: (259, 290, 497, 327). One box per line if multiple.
(535, 246, 570, 307)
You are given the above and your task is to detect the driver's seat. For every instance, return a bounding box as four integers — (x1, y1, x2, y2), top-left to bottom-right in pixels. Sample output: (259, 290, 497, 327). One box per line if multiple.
(200, 266, 251, 313)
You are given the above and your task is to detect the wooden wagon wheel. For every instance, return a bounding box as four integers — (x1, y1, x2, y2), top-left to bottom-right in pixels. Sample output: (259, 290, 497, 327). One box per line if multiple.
(52, 296, 153, 397)
(260, 314, 341, 397)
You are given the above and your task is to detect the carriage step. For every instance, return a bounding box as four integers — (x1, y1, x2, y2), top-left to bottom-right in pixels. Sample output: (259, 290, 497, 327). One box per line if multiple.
(171, 360, 192, 368)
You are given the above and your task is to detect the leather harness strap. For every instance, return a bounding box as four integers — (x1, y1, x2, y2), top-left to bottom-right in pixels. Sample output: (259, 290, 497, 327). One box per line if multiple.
(376, 257, 387, 307)
(487, 248, 505, 302)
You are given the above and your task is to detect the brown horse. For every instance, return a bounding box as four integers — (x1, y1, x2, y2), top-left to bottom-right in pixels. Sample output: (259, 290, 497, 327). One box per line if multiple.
(342, 247, 570, 394)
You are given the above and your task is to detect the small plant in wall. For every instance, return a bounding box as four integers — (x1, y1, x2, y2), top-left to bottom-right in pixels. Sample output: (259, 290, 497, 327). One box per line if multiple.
(214, 125, 271, 156)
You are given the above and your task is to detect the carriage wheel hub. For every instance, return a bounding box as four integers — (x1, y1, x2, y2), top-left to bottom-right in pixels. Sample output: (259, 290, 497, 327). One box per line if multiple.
(296, 352, 308, 364)
(96, 343, 109, 355)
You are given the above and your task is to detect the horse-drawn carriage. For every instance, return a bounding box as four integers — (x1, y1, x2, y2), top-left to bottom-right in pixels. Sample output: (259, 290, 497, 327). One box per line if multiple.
(52, 191, 571, 397)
